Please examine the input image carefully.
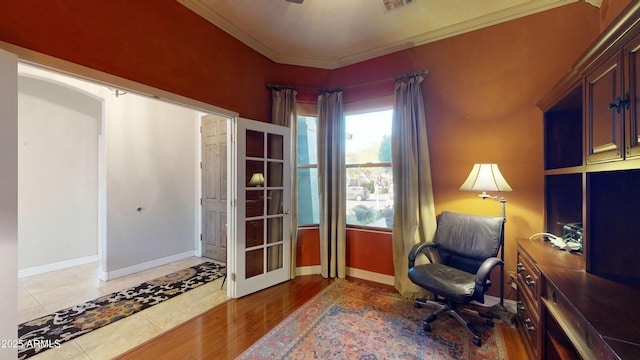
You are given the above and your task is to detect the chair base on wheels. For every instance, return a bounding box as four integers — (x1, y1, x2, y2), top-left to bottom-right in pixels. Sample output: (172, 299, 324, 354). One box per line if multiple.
(414, 298, 492, 347)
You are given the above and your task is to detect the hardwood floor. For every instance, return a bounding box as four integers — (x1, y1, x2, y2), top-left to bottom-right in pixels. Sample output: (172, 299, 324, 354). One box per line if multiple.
(116, 275, 528, 359)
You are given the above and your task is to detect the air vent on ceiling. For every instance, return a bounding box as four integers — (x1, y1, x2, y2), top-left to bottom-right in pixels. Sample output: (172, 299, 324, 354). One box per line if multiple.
(382, 0, 415, 13)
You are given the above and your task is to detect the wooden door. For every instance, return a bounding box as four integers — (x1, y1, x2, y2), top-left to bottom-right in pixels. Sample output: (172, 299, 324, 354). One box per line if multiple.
(585, 53, 624, 164)
(229, 118, 291, 298)
(202, 115, 228, 262)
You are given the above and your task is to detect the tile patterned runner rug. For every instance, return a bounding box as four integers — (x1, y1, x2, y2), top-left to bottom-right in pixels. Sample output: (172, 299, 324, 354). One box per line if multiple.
(237, 279, 506, 360)
(18, 262, 225, 360)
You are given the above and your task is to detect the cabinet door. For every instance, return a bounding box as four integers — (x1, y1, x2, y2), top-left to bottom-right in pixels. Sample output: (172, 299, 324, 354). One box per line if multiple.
(625, 33, 640, 159)
(585, 54, 624, 163)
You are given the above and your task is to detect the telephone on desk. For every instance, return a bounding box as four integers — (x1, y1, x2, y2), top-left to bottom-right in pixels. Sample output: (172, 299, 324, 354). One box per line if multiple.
(529, 224, 583, 252)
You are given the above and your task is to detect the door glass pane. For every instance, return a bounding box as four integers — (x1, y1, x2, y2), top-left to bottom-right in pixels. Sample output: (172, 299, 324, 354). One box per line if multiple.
(245, 219, 263, 248)
(267, 190, 283, 215)
(246, 190, 264, 218)
(267, 133, 283, 160)
(267, 217, 283, 244)
(267, 161, 283, 187)
(267, 244, 283, 272)
(246, 160, 264, 187)
(245, 248, 264, 278)
(246, 130, 264, 158)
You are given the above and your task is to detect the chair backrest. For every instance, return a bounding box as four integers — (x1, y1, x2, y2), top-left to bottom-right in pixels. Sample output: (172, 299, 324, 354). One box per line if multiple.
(433, 211, 504, 274)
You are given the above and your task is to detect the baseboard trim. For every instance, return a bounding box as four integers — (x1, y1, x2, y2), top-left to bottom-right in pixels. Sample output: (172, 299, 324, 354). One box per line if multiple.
(18, 255, 99, 278)
(101, 251, 196, 281)
(295, 265, 321, 276)
(346, 267, 394, 286)
(472, 295, 517, 314)
(295, 266, 394, 287)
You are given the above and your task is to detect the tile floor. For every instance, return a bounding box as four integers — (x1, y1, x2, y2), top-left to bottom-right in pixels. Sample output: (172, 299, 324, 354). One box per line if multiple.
(18, 257, 228, 360)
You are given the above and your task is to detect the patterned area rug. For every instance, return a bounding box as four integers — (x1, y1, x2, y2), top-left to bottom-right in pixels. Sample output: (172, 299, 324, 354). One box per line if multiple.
(237, 280, 506, 360)
(18, 262, 225, 360)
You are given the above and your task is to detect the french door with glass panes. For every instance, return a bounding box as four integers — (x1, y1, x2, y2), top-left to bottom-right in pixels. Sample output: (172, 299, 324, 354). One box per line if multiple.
(229, 118, 291, 298)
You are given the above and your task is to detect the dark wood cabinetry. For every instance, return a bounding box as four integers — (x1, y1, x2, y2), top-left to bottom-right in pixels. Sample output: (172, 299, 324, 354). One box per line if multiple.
(624, 32, 640, 159)
(523, 2, 640, 359)
(585, 53, 624, 164)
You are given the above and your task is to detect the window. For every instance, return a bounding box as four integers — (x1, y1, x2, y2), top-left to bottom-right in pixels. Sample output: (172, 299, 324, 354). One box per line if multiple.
(295, 109, 394, 229)
(296, 115, 320, 225)
(345, 109, 394, 229)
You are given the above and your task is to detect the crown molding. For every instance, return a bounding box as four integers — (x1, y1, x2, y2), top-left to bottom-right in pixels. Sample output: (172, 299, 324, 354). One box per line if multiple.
(178, 0, 578, 70)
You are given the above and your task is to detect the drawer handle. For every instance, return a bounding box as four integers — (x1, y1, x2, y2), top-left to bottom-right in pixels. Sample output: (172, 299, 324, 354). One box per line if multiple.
(525, 275, 536, 286)
(525, 319, 535, 332)
(517, 263, 525, 273)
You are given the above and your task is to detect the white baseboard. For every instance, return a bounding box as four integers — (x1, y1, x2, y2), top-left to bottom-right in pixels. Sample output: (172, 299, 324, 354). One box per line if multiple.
(18, 255, 99, 278)
(296, 265, 321, 276)
(101, 250, 196, 281)
(472, 295, 517, 314)
(295, 265, 394, 286)
(346, 267, 394, 286)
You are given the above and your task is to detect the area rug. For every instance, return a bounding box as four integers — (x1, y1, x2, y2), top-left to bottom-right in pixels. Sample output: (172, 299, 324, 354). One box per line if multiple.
(237, 280, 506, 360)
(18, 262, 225, 360)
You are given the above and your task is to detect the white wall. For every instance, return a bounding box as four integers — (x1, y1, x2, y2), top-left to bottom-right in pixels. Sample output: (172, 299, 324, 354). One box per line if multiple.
(18, 65, 199, 276)
(105, 92, 198, 271)
(18, 75, 101, 269)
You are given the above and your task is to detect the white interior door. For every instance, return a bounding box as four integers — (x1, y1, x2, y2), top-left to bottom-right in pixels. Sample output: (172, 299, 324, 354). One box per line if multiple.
(229, 118, 291, 298)
(0, 48, 18, 357)
(201, 114, 228, 262)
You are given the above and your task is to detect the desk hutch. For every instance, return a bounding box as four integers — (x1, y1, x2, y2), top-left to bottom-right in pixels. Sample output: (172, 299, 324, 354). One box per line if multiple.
(517, 2, 640, 359)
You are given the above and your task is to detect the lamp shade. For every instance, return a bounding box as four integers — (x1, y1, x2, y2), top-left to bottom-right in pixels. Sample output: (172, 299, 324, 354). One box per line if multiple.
(248, 172, 265, 187)
(459, 163, 512, 192)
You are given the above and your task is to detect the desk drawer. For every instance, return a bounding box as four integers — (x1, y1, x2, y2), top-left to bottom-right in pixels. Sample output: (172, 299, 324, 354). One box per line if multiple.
(517, 251, 540, 310)
(542, 280, 617, 360)
(517, 291, 540, 359)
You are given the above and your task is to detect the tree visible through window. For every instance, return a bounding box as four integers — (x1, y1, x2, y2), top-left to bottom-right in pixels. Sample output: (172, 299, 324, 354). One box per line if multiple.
(345, 109, 394, 229)
(296, 109, 394, 229)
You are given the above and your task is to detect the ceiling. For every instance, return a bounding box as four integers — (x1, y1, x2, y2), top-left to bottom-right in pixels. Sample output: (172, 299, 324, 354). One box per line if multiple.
(178, 0, 584, 70)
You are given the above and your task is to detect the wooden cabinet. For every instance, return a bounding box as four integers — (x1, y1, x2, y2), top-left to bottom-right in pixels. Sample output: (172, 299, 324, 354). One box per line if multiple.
(585, 53, 624, 164)
(527, 2, 640, 359)
(624, 32, 640, 159)
(516, 248, 541, 359)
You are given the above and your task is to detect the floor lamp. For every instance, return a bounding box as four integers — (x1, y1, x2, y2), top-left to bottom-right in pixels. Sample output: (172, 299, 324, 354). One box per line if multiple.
(459, 163, 514, 323)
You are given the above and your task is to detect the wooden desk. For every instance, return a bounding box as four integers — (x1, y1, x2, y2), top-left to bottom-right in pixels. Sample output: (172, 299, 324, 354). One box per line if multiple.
(517, 238, 640, 359)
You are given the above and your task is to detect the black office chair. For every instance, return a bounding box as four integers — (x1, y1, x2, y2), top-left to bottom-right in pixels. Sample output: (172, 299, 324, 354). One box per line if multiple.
(408, 211, 504, 346)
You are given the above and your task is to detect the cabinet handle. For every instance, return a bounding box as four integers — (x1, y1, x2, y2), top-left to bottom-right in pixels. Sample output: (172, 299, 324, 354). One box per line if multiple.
(517, 263, 525, 273)
(525, 275, 535, 286)
(525, 319, 535, 332)
(608, 94, 630, 113)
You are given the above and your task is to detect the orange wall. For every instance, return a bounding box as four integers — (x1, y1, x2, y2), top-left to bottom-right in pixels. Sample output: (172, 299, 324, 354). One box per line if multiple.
(0, 0, 278, 121)
(0, 1, 623, 294)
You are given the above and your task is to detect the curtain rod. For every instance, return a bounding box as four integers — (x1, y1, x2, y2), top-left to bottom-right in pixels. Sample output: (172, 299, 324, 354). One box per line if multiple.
(266, 69, 428, 93)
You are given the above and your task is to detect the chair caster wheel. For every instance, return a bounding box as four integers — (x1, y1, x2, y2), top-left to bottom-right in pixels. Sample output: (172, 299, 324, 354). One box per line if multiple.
(472, 337, 481, 347)
(425, 314, 437, 323)
(414, 302, 422, 308)
(423, 322, 431, 332)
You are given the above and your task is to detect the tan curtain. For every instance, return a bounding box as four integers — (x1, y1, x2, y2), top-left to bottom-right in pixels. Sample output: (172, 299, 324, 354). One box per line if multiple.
(317, 90, 346, 278)
(391, 75, 437, 298)
(271, 88, 298, 279)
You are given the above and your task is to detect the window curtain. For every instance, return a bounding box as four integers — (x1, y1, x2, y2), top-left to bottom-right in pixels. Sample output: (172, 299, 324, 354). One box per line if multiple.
(391, 75, 437, 298)
(317, 90, 347, 278)
(271, 88, 298, 279)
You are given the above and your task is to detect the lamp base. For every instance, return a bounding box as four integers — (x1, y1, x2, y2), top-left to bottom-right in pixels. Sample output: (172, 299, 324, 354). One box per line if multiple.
(486, 304, 516, 325)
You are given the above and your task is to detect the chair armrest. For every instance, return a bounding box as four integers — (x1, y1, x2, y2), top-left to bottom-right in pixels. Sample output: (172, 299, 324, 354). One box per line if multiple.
(408, 242, 437, 268)
(472, 257, 503, 302)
